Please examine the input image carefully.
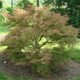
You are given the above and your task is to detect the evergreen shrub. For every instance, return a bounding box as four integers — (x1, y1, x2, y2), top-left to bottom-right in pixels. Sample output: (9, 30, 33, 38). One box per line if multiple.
(0, 13, 5, 21)
(6, 6, 13, 14)
(1, 6, 78, 77)
(0, 1, 2, 8)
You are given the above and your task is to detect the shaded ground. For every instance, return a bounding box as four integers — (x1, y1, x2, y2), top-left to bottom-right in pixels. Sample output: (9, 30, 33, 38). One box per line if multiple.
(0, 34, 80, 80)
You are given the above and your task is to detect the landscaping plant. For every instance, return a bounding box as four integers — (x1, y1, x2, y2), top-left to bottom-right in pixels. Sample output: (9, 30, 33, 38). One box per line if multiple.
(0, 1, 2, 8)
(0, 5, 78, 77)
(6, 6, 13, 14)
(0, 13, 5, 21)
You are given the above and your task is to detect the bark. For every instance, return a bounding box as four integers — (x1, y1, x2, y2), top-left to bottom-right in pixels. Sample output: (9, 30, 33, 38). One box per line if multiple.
(37, 0, 39, 7)
(11, 0, 13, 10)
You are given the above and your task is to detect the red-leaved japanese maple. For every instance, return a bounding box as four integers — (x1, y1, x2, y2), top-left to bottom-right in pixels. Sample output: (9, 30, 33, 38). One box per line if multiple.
(1, 6, 78, 76)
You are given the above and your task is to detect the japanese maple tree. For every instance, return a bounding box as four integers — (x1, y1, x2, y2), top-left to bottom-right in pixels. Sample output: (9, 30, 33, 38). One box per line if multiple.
(1, 6, 78, 76)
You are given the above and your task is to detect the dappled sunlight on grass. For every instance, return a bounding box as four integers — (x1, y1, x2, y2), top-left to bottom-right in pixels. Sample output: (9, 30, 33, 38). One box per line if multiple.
(69, 47, 80, 62)
(65, 39, 80, 63)
(0, 46, 7, 52)
(41, 43, 58, 49)
(72, 39, 80, 49)
(69, 77, 80, 80)
(0, 21, 10, 34)
(0, 32, 9, 35)
(73, 44, 80, 49)
(39, 37, 59, 49)
(0, 73, 35, 80)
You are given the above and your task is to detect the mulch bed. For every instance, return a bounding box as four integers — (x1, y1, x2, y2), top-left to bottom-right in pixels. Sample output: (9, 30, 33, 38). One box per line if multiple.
(0, 34, 80, 80)
(0, 54, 80, 80)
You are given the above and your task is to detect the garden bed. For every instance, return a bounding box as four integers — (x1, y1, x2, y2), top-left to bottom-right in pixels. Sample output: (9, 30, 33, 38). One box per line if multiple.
(0, 51, 80, 80)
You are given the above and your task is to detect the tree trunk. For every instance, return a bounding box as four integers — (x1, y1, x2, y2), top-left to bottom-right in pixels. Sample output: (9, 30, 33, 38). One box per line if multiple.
(11, 0, 13, 10)
(37, 0, 39, 7)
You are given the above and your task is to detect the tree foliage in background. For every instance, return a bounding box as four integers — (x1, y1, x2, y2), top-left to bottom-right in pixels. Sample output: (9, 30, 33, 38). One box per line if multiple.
(76, 9, 80, 28)
(44, 0, 80, 28)
(16, 0, 33, 9)
(0, 1, 2, 8)
(1, 6, 78, 76)
(0, 14, 5, 21)
(6, 6, 13, 14)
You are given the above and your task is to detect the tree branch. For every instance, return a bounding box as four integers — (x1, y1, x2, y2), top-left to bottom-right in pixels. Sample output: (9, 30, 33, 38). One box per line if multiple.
(38, 35, 44, 42)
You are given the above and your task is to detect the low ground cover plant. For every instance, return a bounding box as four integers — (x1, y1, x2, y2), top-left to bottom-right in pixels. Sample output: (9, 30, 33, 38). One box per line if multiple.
(0, 73, 34, 80)
(0, 6, 78, 77)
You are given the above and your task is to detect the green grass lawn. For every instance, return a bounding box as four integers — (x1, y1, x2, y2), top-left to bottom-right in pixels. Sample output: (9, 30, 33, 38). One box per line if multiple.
(69, 39, 80, 80)
(69, 77, 80, 80)
(0, 73, 35, 80)
(0, 46, 7, 52)
(69, 38, 80, 62)
(69, 47, 80, 62)
(0, 21, 9, 52)
(0, 21, 10, 34)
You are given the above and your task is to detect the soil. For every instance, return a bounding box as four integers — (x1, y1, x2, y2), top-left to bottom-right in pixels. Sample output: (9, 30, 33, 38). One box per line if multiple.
(0, 34, 80, 80)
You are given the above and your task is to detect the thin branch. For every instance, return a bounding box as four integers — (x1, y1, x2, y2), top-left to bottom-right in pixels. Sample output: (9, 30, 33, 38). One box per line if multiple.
(38, 35, 44, 42)
(34, 36, 38, 43)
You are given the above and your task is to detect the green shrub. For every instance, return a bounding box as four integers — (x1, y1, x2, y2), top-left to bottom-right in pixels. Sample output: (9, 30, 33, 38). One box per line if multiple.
(6, 6, 13, 14)
(76, 10, 80, 38)
(1, 6, 78, 77)
(51, 7, 67, 15)
(16, 0, 33, 9)
(0, 13, 5, 21)
(76, 8, 80, 28)
(69, 77, 80, 80)
(0, 1, 2, 8)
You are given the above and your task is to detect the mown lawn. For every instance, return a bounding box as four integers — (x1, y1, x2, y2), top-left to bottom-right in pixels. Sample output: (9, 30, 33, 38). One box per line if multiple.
(0, 73, 35, 80)
(0, 21, 10, 34)
(69, 77, 80, 80)
(69, 38, 80, 62)
(69, 39, 80, 80)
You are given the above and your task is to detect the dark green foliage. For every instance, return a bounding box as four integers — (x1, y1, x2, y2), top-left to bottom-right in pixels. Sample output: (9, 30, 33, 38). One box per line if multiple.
(51, 7, 67, 15)
(0, 1, 2, 8)
(44, 0, 80, 28)
(76, 10, 80, 28)
(50, 47, 70, 68)
(17, 0, 33, 9)
(6, 6, 13, 14)
(76, 9, 80, 38)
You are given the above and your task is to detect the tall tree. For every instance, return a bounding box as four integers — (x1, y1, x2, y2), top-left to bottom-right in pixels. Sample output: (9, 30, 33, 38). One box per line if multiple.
(11, 0, 13, 10)
(44, 0, 80, 28)
(37, 0, 39, 7)
(1, 6, 78, 76)
(16, 0, 33, 9)
(0, 1, 2, 8)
